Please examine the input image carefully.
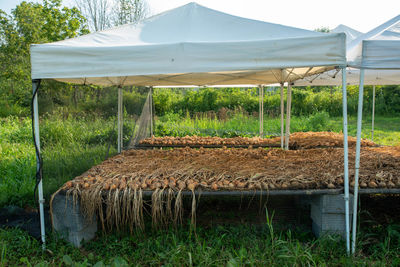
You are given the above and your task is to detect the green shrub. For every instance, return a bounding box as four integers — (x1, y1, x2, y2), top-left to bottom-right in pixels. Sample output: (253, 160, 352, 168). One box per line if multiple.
(305, 111, 332, 132)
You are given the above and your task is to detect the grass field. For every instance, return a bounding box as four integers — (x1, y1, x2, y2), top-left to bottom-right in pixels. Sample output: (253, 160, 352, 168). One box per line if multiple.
(157, 111, 400, 146)
(0, 112, 399, 265)
(0, 115, 118, 208)
(1, 207, 400, 266)
(1, 112, 399, 207)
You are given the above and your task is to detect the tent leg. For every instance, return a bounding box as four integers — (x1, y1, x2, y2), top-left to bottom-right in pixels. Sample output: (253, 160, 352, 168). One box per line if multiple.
(261, 86, 264, 138)
(32, 79, 46, 250)
(280, 83, 285, 149)
(341, 68, 350, 255)
(259, 85, 264, 138)
(285, 83, 292, 150)
(352, 68, 365, 254)
(118, 86, 123, 153)
(371, 85, 375, 142)
(149, 86, 154, 137)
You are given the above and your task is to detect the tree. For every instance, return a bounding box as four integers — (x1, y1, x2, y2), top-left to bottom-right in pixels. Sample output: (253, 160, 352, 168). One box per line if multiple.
(74, 0, 111, 31)
(75, 0, 148, 31)
(315, 27, 330, 33)
(0, 0, 89, 113)
(112, 0, 148, 26)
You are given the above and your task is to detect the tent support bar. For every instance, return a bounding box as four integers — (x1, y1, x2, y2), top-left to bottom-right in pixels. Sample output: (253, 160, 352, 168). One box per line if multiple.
(329, 68, 341, 78)
(259, 85, 264, 137)
(32, 79, 46, 250)
(341, 68, 350, 255)
(285, 83, 292, 150)
(150, 86, 153, 136)
(352, 68, 365, 254)
(308, 72, 323, 83)
(118, 86, 123, 153)
(139, 189, 343, 197)
(280, 83, 285, 149)
(371, 85, 375, 141)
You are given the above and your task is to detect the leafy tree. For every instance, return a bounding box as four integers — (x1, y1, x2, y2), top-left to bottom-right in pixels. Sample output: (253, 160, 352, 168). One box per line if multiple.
(112, 0, 149, 26)
(0, 0, 89, 114)
(315, 27, 330, 33)
(76, 0, 148, 31)
(74, 0, 112, 31)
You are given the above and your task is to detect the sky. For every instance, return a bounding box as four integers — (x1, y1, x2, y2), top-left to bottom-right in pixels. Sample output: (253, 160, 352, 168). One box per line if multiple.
(1, 0, 399, 33)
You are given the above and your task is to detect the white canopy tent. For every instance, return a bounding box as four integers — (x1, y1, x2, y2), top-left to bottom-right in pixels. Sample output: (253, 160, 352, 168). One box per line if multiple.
(279, 25, 361, 149)
(30, 2, 349, 251)
(31, 2, 345, 86)
(295, 16, 400, 142)
(332, 24, 363, 44)
(295, 16, 400, 86)
(347, 14, 400, 254)
(294, 14, 400, 254)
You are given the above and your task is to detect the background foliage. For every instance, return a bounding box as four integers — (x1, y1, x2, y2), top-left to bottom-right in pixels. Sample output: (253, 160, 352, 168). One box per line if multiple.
(1, 1, 400, 119)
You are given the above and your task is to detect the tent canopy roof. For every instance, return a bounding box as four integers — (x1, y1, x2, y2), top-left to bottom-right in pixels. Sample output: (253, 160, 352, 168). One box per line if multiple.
(30, 2, 345, 86)
(332, 24, 363, 44)
(348, 14, 400, 69)
(295, 15, 400, 86)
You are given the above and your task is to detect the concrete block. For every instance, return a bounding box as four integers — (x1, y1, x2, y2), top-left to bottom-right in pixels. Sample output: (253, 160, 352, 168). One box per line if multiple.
(311, 194, 353, 214)
(310, 194, 353, 239)
(51, 193, 97, 248)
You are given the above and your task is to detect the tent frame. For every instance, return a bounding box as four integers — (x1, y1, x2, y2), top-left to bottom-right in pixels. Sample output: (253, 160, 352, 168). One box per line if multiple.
(371, 85, 376, 141)
(341, 69, 351, 254)
(32, 79, 46, 250)
(259, 85, 264, 138)
(285, 83, 293, 150)
(352, 68, 365, 254)
(32, 67, 350, 253)
(118, 86, 123, 153)
(280, 83, 285, 148)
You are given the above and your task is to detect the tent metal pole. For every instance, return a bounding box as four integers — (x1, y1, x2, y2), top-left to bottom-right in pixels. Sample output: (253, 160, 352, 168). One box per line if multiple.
(259, 85, 261, 137)
(280, 83, 285, 149)
(118, 86, 123, 153)
(261, 86, 264, 138)
(341, 68, 350, 255)
(150, 86, 153, 136)
(259, 85, 264, 138)
(371, 85, 375, 142)
(32, 80, 46, 250)
(352, 68, 365, 254)
(285, 83, 292, 150)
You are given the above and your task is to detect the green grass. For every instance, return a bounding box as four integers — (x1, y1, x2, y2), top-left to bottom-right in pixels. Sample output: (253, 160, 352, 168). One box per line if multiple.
(0, 115, 119, 207)
(1, 112, 399, 207)
(330, 116, 400, 146)
(1, 211, 399, 266)
(156, 111, 334, 137)
(156, 111, 400, 146)
(0, 112, 399, 265)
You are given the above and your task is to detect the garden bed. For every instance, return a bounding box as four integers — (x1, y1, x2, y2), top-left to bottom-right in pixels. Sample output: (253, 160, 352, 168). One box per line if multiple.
(53, 144, 400, 231)
(138, 131, 377, 149)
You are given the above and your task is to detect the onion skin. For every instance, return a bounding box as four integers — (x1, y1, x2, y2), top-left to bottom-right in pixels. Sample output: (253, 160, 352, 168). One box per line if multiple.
(211, 183, 218, 190)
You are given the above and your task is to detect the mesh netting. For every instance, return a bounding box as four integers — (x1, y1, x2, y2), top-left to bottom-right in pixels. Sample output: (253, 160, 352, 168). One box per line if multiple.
(128, 88, 154, 148)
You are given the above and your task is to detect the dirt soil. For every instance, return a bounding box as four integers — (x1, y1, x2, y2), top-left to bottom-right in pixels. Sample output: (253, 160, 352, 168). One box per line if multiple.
(139, 131, 376, 149)
(62, 145, 400, 192)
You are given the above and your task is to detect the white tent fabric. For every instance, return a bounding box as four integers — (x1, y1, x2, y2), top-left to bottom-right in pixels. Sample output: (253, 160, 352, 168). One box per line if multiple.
(349, 14, 400, 255)
(332, 24, 363, 44)
(294, 68, 400, 86)
(30, 2, 350, 252)
(295, 15, 400, 86)
(30, 2, 345, 86)
(348, 15, 400, 69)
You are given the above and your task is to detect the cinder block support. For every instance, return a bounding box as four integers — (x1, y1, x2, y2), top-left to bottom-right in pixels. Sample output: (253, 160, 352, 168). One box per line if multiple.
(310, 194, 353, 239)
(51, 193, 97, 248)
